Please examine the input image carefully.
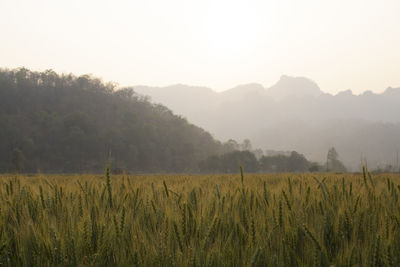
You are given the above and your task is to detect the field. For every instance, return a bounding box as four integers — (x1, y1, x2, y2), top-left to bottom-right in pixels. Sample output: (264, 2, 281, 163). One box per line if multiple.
(0, 169, 399, 266)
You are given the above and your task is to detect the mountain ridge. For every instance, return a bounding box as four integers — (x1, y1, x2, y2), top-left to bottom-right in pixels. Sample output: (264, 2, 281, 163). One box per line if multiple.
(135, 76, 399, 100)
(134, 76, 400, 171)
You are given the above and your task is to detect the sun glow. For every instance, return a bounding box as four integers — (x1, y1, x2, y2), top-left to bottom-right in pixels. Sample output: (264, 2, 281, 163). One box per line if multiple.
(198, 1, 267, 58)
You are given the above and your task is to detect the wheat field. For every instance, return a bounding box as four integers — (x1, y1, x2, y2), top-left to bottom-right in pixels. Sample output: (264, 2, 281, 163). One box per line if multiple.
(0, 168, 399, 266)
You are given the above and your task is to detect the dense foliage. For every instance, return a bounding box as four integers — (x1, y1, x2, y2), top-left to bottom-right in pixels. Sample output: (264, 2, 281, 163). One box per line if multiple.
(199, 150, 259, 173)
(0, 68, 225, 173)
(199, 150, 332, 173)
(0, 170, 399, 266)
(259, 151, 312, 173)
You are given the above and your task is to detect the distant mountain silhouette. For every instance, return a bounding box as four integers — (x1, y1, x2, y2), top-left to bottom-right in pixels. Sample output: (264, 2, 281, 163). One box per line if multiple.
(266, 75, 322, 100)
(220, 83, 267, 101)
(134, 76, 400, 170)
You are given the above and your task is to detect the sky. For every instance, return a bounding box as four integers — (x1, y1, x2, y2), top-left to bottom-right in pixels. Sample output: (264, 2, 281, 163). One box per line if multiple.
(1, 0, 400, 94)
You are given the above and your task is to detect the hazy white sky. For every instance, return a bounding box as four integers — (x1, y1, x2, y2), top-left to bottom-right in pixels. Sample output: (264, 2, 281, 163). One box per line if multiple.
(1, 0, 399, 94)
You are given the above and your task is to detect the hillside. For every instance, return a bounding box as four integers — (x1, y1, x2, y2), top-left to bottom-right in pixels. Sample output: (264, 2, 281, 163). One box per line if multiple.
(0, 68, 225, 173)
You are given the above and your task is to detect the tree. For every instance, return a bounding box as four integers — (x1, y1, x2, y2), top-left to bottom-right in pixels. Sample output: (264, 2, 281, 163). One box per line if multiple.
(259, 151, 311, 172)
(200, 150, 259, 173)
(327, 147, 338, 161)
(326, 147, 346, 172)
(241, 139, 252, 151)
(288, 151, 310, 172)
(223, 139, 240, 152)
(10, 148, 24, 173)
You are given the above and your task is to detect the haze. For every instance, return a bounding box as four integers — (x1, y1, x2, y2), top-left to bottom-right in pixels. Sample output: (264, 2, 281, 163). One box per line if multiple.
(1, 0, 400, 94)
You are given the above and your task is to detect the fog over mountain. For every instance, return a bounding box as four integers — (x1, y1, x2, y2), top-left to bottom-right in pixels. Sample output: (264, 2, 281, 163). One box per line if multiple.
(135, 76, 400, 171)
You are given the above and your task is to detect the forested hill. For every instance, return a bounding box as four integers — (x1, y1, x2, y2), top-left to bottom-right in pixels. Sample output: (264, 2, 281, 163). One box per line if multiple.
(0, 68, 225, 173)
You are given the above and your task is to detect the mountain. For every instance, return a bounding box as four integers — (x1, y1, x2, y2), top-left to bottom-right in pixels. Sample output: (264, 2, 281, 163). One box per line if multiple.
(0, 68, 226, 173)
(266, 75, 322, 100)
(220, 83, 267, 101)
(135, 77, 400, 171)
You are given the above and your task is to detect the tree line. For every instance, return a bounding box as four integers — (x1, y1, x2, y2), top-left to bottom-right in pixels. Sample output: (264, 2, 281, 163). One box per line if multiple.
(199, 147, 347, 173)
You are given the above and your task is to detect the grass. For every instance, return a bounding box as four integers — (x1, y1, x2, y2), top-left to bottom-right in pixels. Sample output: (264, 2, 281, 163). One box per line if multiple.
(0, 171, 399, 266)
